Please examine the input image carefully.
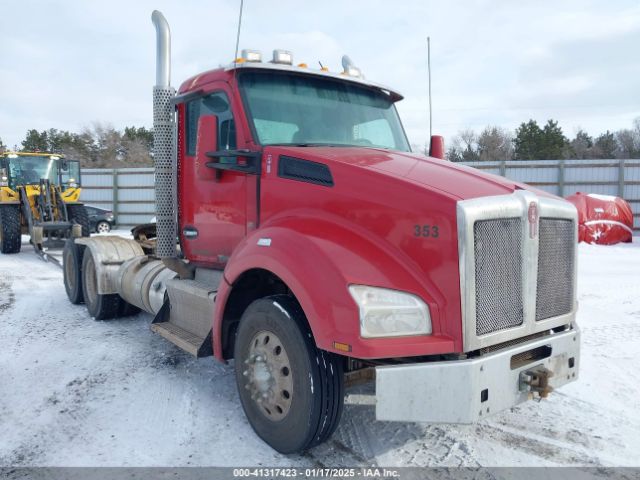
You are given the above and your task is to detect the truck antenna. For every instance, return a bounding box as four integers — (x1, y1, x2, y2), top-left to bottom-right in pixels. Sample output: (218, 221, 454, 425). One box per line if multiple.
(233, 0, 245, 67)
(427, 36, 433, 140)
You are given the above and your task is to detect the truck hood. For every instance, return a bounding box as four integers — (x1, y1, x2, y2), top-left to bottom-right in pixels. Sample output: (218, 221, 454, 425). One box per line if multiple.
(272, 146, 547, 201)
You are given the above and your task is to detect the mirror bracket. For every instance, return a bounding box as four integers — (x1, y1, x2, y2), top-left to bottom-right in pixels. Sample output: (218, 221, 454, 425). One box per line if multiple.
(205, 150, 261, 175)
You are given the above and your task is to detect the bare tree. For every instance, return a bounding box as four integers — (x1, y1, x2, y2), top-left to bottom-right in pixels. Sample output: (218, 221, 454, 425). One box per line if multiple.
(410, 142, 429, 156)
(122, 136, 153, 166)
(447, 129, 479, 162)
(477, 126, 514, 161)
(615, 129, 639, 159)
(567, 129, 595, 159)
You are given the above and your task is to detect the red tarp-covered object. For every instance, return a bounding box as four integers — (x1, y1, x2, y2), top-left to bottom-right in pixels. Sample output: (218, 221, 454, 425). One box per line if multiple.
(566, 192, 634, 244)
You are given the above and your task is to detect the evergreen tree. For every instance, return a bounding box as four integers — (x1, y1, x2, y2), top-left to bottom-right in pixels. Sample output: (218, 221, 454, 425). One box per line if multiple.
(514, 120, 543, 160)
(540, 120, 567, 159)
(21, 129, 49, 152)
(514, 119, 566, 159)
(594, 131, 617, 158)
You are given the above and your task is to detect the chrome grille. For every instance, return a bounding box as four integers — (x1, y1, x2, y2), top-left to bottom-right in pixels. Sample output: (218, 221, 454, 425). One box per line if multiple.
(458, 191, 578, 352)
(473, 218, 524, 336)
(536, 218, 575, 321)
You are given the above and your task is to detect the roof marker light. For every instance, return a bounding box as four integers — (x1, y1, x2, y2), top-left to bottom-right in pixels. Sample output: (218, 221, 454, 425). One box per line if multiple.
(272, 49, 293, 65)
(241, 49, 262, 62)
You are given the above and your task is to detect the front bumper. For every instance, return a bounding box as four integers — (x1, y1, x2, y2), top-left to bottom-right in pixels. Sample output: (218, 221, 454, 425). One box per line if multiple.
(375, 326, 580, 423)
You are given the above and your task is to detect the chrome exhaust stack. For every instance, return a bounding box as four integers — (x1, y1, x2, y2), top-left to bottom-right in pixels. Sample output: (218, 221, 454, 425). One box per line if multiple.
(151, 10, 177, 258)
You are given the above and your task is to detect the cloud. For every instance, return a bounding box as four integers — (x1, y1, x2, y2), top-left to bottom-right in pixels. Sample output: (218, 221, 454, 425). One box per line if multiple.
(1, 0, 638, 149)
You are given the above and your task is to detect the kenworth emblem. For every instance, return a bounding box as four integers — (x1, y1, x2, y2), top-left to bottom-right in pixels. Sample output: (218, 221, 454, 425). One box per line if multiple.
(528, 201, 539, 238)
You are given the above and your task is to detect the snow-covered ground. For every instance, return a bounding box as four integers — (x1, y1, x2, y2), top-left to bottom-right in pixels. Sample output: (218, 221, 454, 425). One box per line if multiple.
(0, 238, 639, 467)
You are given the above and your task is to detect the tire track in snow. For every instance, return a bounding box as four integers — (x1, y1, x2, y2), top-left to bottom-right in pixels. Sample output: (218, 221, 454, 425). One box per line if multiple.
(475, 423, 602, 466)
(0, 276, 15, 314)
(0, 371, 110, 466)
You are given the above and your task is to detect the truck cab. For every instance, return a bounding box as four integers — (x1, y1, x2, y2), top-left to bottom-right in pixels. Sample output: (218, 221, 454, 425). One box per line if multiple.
(62, 11, 580, 454)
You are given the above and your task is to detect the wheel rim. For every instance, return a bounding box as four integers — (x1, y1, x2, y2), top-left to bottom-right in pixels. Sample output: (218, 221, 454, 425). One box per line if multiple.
(97, 222, 110, 233)
(243, 330, 293, 421)
(64, 249, 75, 291)
(84, 254, 98, 306)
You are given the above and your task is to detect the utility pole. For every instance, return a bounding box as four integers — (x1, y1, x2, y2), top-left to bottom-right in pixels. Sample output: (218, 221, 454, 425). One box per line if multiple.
(428, 36, 432, 139)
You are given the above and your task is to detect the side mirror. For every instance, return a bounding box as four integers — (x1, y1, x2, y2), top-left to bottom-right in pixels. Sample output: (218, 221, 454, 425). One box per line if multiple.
(429, 135, 445, 160)
(195, 114, 218, 180)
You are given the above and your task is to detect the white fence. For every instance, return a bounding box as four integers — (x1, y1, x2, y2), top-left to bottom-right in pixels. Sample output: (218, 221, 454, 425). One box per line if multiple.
(80, 168, 155, 228)
(80, 159, 640, 230)
(462, 159, 640, 230)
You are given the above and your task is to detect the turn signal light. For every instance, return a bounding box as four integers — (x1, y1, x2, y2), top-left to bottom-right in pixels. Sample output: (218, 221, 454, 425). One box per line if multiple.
(333, 341, 352, 352)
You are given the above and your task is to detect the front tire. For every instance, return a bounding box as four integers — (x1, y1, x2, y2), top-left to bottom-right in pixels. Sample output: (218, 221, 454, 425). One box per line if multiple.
(0, 205, 22, 254)
(81, 248, 122, 320)
(234, 295, 344, 453)
(67, 204, 90, 237)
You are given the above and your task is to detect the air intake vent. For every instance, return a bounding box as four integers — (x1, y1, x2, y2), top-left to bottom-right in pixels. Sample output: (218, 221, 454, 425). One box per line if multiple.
(536, 218, 575, 321)
(278, 156, 334, 187)
(473, 218, 524, 336)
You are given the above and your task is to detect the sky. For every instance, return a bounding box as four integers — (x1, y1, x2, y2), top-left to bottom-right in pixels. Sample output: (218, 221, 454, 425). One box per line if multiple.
(1, 0, 639, 151)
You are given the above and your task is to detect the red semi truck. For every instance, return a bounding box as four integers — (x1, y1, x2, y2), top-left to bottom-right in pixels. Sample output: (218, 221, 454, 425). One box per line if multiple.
(61, 11, 580, 453)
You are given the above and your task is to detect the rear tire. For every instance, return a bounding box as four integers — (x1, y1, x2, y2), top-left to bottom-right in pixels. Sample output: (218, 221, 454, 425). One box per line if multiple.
(234, 295, 344, 453)
(67, 204, 90, 237)
(63, 239, 85, 304)
(0, 205, 22, 254)
(81, 248, 122, 320)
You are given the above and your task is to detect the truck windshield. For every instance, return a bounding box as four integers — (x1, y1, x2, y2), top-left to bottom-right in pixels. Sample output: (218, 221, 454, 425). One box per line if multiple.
(7, 155, 59, 188)
(239, 71, 410, 151)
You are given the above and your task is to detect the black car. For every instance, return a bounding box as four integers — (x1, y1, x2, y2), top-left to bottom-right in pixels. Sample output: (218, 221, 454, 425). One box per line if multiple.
(85, 205, 116, 233)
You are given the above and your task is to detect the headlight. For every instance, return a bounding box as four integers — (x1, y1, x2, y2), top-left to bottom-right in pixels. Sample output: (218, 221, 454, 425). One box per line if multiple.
(348, 285, 432, 338)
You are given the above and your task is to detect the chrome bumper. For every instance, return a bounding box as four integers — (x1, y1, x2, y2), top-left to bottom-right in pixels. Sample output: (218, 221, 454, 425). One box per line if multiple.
(375, 327, 580, 423)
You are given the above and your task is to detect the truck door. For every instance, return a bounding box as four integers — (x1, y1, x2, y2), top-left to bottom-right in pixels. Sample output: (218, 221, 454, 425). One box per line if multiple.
(179, 85, 249, 267)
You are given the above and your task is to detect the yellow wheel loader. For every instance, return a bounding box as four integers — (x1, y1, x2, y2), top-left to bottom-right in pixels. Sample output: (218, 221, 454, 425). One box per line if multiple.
(0, 152, 90, 265)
